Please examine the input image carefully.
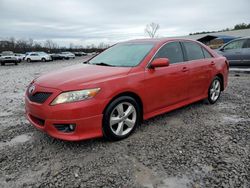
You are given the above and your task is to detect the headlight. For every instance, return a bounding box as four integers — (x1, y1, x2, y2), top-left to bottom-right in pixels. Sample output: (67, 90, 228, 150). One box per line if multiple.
(51, 88, 100, 105)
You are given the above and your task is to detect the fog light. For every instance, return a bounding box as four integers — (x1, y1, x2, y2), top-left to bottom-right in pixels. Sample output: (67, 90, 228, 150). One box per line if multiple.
(69, 124, 75, 131)
(54, 124, 76, 133)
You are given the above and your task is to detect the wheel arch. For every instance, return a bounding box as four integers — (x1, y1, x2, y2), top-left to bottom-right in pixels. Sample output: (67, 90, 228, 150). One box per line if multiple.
(215, 73, 224, 91)
(102, 91, 144, 121)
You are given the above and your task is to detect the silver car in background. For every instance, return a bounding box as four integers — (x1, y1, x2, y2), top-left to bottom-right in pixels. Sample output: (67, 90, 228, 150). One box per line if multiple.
(0, 51, 19, 66)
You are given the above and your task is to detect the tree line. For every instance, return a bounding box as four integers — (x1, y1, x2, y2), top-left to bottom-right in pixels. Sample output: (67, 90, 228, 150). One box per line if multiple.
(0, 38, 110, 54)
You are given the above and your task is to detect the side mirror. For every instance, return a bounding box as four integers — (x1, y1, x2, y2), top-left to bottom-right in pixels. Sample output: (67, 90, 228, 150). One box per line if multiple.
(219, 47, 224, 51)
(150, 58, 170, 69)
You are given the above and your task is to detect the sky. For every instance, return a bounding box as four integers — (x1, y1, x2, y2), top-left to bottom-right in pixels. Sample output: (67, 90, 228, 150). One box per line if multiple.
(0, 0, 249, 47)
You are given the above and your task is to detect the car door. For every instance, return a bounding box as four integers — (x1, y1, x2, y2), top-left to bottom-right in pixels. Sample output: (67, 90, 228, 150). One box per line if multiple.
(220, 39, 245, 66)
(242, 39, 250, 66)
(144, 42, 189, 112)
(30, 53, 39, 61)
(182, 41, 212, 99)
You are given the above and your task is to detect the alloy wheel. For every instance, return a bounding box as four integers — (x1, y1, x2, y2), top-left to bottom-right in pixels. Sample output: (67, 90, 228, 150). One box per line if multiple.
(210, 79, 221, 102)
(109, 102, 137, 136)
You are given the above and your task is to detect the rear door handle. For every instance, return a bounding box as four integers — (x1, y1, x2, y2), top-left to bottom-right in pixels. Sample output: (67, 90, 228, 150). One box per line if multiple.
(211, 61, 215, 65)
(182, 67, 188, 72)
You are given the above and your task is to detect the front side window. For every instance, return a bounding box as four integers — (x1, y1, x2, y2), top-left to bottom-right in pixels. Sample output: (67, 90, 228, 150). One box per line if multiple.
(224, 39, 245, 50)
(89, 43, 154, 67)
(183, 41, 204, 61)
(154, 42, 184, 64)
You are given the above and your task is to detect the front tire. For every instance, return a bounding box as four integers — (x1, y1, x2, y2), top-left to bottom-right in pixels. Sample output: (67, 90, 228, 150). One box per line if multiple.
(27, 58, 31, 63)
(103, 96, 141, 141)
(207, 76, 222, 104)
(41, 58, 46, 62)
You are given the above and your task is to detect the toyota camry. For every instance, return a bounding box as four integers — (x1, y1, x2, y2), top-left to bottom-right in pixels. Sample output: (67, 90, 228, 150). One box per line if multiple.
(25, 38, 229, 141)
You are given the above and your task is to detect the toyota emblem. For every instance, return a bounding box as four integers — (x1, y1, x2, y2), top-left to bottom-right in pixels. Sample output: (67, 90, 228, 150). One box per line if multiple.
(29, 85, 36, 95)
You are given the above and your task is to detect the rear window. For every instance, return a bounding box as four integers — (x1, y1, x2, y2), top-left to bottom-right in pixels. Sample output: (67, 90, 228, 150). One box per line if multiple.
(183, 42, 204, 61)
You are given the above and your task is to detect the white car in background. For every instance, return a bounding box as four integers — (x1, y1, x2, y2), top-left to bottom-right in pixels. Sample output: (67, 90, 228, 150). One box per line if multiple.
(58, 52, 75, 59)
(15, 53, 26, 61)
(0, 51, 20, 66)
(24, 52, 52, 62)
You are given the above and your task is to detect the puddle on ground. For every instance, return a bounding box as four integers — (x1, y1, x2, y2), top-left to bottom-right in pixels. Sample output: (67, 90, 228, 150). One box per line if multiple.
(0, 134, 32, 149)
(222, 115, 250, 123)
(159, 176, 191, 188)
(134, 160, 191, 188)
(135, 162, 157, 188)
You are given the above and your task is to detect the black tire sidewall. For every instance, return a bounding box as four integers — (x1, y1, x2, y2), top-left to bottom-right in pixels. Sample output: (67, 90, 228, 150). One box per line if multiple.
(102, 96, 141, 141)
(208, 76, 222, 104)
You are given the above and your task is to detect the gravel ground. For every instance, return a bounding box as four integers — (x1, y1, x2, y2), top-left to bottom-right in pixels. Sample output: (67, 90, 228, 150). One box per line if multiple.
(0, 58, 249, 188)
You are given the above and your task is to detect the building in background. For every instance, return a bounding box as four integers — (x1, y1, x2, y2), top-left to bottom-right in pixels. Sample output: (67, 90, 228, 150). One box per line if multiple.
(174, 28, 250, 49)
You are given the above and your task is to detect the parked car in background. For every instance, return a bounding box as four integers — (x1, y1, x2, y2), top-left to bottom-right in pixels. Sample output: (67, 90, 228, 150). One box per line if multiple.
(58, 52, 75, 59)
(0, 51, 19, 66)
(50, 53, 64, 60)
(24, 52, 52, 62)
(74, 52, 87, 56)
(25, 38, 229, 141)
(217, 37, 250, 66)
(15, 53, 26, 61)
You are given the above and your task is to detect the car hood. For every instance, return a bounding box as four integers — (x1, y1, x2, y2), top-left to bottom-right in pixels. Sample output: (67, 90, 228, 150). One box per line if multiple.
(35, 64, 132, 90)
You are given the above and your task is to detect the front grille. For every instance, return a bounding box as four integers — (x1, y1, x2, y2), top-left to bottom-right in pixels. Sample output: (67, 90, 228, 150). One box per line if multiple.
(28, 92, 52, 104)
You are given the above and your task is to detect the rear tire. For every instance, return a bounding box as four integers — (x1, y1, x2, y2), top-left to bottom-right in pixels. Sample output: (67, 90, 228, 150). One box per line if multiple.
(207, 76, 222, 104)
(15, 62, 18, 65)
(1, 62, 5, 66)
(103, 96, 141, 141)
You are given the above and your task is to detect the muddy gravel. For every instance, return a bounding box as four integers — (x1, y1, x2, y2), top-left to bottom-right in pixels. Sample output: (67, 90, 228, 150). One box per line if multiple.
(0, 58, 249, 188)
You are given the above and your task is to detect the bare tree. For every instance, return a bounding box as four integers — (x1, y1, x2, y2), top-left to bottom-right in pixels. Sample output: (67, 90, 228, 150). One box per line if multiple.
(145, 22, 160, 38)
(44, 40, 58, 50)
(98, 42, 109, 49)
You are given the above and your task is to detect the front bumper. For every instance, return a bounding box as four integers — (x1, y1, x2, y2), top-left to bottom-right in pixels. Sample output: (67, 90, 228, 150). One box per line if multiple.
(25, 84, 106, 141)
(1, 58, 18, 63)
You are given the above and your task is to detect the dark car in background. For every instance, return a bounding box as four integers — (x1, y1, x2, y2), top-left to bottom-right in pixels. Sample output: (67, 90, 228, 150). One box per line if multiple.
(50, 53, 64, 60)
(217, 37, 250, 66)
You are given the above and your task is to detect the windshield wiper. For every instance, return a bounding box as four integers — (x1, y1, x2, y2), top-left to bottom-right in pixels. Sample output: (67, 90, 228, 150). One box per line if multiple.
(93, 62, 114, 66)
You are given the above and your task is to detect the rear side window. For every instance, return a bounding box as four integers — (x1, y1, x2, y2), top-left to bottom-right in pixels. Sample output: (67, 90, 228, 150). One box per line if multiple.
(202, 47, 213, 58)
(183, 42, 204, 61)
(154, 42, 184, 64)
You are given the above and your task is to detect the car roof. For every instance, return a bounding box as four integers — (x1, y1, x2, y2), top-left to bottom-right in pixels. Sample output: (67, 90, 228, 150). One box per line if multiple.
(122, 38, 200, 45)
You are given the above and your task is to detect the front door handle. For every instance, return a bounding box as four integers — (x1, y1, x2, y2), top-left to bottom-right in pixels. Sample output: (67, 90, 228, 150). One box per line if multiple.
(211, 61, 215, 65)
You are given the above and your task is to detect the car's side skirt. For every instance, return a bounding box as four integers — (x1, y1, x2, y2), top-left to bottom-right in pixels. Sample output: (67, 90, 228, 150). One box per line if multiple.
(143, 95, 207, 120)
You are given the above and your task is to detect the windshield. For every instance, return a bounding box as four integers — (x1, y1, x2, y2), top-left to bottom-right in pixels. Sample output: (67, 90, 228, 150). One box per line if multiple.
(88, 43, 154, 67)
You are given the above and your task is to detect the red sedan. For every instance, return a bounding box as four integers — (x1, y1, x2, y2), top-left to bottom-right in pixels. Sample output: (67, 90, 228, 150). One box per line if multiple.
(25, 38, 229, 141)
